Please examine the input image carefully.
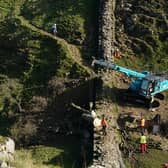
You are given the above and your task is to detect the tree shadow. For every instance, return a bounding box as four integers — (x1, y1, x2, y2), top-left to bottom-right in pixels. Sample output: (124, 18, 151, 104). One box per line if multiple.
(22, 78, 96, 168)
(101, 85, 149, 108)
(42, 137, 81, 168)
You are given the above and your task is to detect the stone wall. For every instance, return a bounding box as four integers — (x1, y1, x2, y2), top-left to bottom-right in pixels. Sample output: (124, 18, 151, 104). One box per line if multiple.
(98, 0, 116, 61)
(89, 116, 125, 168)
(88, 73, 126, 168)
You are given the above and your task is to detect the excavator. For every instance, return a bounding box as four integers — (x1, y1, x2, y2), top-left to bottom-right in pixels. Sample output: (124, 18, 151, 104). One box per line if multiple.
(92, 59, 168, 108)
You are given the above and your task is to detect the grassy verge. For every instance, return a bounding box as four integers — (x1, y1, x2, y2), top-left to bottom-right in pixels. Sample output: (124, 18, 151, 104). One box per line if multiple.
(12, 134, 82, 168)
(136, 149, 168, 168)
(21, 0, 98, 44)
(13, 146, 63, 168)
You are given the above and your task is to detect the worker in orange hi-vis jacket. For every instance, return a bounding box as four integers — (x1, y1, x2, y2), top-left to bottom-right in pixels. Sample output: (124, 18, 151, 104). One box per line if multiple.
(113, 47, 121, 58)
(101, 114, 107, 136)
(140, 117, 145, 133)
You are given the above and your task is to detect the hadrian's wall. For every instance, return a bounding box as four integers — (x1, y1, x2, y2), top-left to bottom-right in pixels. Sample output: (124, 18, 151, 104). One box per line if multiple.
(98, 0, 116, 62)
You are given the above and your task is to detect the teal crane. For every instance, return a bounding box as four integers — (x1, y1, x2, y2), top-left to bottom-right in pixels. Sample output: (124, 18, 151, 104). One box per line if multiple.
(92, 59, 168, 107)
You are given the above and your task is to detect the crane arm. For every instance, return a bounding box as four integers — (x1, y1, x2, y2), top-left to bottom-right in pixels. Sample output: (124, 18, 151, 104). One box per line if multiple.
(92, 59, 146, 78)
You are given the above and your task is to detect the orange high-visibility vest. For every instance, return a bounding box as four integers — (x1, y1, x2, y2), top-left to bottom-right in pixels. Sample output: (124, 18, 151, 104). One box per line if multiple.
(141, 118, 145, 127)
(114, 50, 120, 58)
(101, 118, 107, 126)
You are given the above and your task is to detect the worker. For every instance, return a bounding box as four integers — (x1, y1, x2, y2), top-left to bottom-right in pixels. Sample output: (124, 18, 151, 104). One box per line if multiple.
(113, 47, 120, 58)
(140, 117, 145, 133)
(101, 114, 107, 135)
(140, 132, 147, 154)
(51, 23, 57, 36)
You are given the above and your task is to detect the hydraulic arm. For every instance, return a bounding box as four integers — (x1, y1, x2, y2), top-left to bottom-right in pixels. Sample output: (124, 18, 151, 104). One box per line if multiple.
(93, 59, 146, 78)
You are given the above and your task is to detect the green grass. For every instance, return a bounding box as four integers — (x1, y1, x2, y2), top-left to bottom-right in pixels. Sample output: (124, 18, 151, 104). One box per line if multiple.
(0, 135, 7, 144)
(0, 1, 93, 168)
(0, 0, 15, 20)
(122, 138, 168, 168)
(0, 16, 88, 84)
(21, 0, 98, 51)
(0, 15, 90, 128)
(12, 135, 82, 168)
(13, 146, 63, 168)
(121, 0, 168, 72)
(136, 149, 168, 168)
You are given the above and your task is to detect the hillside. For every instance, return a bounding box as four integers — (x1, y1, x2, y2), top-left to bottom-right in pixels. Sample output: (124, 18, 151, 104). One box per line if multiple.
(0, 0, 168, 168)
(0, 0, 98, 116)
(0, 0, 98, 167)
(116, 0, 168, 72)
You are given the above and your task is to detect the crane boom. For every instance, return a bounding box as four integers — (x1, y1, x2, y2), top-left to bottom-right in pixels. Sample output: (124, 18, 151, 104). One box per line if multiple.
(93, 59, 146, 78)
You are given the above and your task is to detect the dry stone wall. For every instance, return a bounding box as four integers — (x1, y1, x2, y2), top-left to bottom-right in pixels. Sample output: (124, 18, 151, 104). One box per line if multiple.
(89, 116, 125, 168)
(90, 0, 126, 167)
(98, 0, 116, 62)
(89, 78, 126, 167)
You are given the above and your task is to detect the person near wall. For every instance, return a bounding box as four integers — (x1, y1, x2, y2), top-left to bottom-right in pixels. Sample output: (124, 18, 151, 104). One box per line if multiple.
(101, 114, 107, 136)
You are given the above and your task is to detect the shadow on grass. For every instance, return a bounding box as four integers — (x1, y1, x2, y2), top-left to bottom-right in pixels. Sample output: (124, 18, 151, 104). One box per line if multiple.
(100, 85, 149, 109)
(42, 135, 82, 168)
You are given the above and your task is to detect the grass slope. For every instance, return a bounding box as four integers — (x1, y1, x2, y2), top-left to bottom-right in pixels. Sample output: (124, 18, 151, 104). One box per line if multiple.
(0, 0, 97, 167)
(12, 136, 81, 168)
(116, 0, 168, 72)
(21, 0, 98, 44)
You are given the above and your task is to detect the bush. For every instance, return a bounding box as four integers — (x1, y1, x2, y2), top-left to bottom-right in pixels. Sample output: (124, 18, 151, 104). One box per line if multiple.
(0, 78, 23, 116)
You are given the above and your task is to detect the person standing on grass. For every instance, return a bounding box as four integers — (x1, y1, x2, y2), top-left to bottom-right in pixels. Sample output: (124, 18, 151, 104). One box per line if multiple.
(140, 132, 147, 154)
(101, 114, 107, 136)
(51, 23, 57, 36)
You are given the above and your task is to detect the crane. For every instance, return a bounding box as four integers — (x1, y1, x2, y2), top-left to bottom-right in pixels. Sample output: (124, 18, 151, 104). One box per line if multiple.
(92, 59, 168, 107)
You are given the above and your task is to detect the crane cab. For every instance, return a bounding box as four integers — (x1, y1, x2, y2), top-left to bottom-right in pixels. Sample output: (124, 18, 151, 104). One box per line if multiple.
(140, 75, 162, 98)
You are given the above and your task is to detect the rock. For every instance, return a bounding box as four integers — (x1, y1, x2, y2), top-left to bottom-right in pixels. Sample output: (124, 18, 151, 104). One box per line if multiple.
(0, 137, 15, 161)
(5, 138, 15, 155)
(0, 161, 8, 168)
